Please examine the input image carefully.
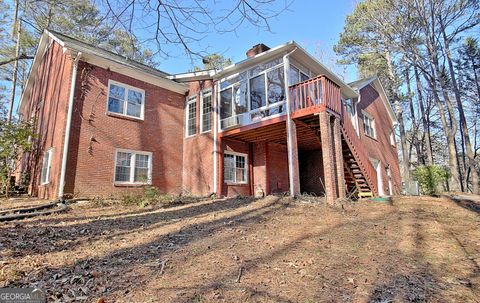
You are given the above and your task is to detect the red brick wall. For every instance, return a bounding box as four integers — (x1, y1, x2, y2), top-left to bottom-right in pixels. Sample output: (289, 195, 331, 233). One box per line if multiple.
(252, 142, 267, 195)
(182, 80, 215, 196)
(357, 84, 401, 195)
(20, 41, 74, 200)
(267, 143, 289, 193)
(64, 61, 185, 197)
(299, 149, 325, 195)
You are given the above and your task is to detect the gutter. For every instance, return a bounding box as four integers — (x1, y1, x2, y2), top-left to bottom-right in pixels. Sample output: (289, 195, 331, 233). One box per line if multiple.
(58, 51, 82, 199)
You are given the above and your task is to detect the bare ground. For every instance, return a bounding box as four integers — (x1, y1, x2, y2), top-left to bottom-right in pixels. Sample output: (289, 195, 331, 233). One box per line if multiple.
(0, 194, 479, 303)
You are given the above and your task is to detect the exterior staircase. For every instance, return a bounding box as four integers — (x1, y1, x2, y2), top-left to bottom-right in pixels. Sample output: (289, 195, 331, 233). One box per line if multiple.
(340, 110, 378, 199)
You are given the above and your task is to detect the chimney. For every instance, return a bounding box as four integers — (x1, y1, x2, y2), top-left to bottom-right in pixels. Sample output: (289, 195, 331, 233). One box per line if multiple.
(246, 43, 270, 58)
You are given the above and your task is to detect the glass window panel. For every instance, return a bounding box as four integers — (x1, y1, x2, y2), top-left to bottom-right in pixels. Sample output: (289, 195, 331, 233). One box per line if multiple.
(108, 97, 124, 114)
(187, 101, 197, 136)
(288, 65, 300, 86)
(220, 89, 233, 119)
(236, 168, 246, 183)
(126, 90, 143, 117)
(201, 93, 212, 132)
(300, 72, 310, 82)
(267, 67, 285, 104)
(233, 82, 248, 114)
(250, 74, 266, 110)
(109, 84, 125, 100)
(134, 167, 149, 182)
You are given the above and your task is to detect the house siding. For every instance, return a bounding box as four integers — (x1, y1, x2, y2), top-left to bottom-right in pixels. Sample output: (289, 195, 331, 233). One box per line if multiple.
(20, 41, 74, 200)
(357, 84, 402, 195)
(182, 80, 215, 196)
(63, 61, 185, 197)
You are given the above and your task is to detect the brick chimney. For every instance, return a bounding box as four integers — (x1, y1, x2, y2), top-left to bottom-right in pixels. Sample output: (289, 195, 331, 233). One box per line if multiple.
(246, 43, 271, 58)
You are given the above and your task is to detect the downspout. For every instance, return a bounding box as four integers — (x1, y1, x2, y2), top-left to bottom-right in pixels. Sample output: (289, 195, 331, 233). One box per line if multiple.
(212, 80, 218, 195)
(283, 47, 297, 197)
(58, 51, 82, 199)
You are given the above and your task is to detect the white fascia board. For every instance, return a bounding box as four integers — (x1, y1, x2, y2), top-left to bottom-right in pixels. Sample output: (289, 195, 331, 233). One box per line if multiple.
(76, 53, 188, 95)
(372, 78, 398, 125)
(168, 70, 215, 82)
(18, 31, 50, 115)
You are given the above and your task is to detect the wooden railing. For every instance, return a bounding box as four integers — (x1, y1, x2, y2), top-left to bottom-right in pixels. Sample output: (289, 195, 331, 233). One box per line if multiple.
(289, 75, 342, 117)
(288, 75, 378, 196)
(341, 105, 378, 195)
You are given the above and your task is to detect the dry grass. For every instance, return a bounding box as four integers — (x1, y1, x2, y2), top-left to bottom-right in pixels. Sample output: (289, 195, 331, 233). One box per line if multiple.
(0, 194, 479, 302)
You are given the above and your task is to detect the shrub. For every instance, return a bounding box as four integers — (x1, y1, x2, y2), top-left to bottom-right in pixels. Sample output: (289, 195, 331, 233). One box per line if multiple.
(413, 165, 449, 195)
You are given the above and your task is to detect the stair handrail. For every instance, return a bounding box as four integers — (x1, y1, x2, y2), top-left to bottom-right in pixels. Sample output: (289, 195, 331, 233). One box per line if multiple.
(341, 106, 378, 195)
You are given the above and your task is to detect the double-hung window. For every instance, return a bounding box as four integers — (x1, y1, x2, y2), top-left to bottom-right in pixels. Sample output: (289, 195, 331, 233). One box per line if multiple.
(40, 148, 53, 185)
(186, 95, 197, 136)
(224, 152, 248, 184)
(107, 80, 145, 119)
(114, 149, 152, 184)
(200, 90, 212, 132)
(362, 111, 376, 138)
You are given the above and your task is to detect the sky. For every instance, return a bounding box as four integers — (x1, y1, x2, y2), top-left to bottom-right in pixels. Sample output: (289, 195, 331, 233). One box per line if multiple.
(154, 0, 359, 81)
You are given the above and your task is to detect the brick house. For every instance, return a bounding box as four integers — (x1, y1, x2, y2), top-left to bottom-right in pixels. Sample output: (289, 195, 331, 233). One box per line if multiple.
(18, 30, 401, 202)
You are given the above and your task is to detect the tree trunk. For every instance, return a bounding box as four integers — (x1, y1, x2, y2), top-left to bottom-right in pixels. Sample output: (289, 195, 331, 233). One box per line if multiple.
(405, 67, 423, 165)
(412, 62, 433, 164)
(384, 47, 410, 182)
(440, 19, 478, 193)
(8, 1, 21, 122)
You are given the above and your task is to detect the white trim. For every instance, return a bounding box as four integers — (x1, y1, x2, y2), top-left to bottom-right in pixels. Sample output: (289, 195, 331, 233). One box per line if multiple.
(361, 110, 376, 139)
(223, 151, 248, 185)
(200, 89, 213, 133)
(106, 80, 145, 120)
(41, 148, 54, 185)
(113, 148, 153, 185)
(370, 158, 384, 197)
(185, 95, 197, 137)
(213, 81, 219, 194)
(58, 52, 81, 198)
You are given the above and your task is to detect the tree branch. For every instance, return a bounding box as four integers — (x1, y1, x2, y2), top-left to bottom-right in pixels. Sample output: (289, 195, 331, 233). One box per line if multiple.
(0, 54, 34, 67)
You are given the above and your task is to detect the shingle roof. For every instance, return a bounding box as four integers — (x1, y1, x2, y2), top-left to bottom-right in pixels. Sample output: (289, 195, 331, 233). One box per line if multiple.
(348, 76, 377, 90)
(48, 29, 170, 78)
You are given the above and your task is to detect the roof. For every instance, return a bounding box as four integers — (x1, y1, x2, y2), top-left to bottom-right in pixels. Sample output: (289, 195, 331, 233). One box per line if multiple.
(349, 76, 398, 125)
(47, 30, 171, 78)
(170, 41, 359, 99)
(18, 30, 188, 114)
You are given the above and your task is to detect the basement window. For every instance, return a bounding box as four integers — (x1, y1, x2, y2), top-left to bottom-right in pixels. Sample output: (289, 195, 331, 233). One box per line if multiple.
(362, 111, 376, 139)
(200, 90, 212, 133)
(114, 149, 152, 184)
(186, 95, 197, 137)
(107, 80, 145, 119)
(40, 148, 53, 185)
(224, 152, 248, 184)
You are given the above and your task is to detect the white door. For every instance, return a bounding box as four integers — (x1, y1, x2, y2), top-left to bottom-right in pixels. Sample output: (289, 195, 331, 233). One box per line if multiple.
(370, 158, 384, 196)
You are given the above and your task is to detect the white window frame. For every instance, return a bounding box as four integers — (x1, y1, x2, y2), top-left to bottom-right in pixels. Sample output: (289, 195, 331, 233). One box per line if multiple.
(106, 80, 145, 120)
(223, 151, 248, 185)
(185, 95, 197, 137)
(40, 148, 53, 185)
(362, 110, 376, 139)
(113, 149, 153, 185)
(200, 89, 213, 133)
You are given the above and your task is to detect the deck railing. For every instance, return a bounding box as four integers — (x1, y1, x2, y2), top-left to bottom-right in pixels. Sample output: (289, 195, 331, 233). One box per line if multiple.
(288, 75, 342, 117)
(341, 105, 378, 195)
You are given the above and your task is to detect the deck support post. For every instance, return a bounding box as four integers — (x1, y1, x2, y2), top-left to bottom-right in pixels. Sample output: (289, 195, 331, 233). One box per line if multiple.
(284, 52, 301, 197)
(333, 117, 346, 198)
(319, 112, 337, 204)
(286, 120, 301, 197)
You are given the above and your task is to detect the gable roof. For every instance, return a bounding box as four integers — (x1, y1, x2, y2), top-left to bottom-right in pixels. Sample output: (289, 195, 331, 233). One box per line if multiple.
(349, 76, 398, 125)
(18, 30, 188, 114)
